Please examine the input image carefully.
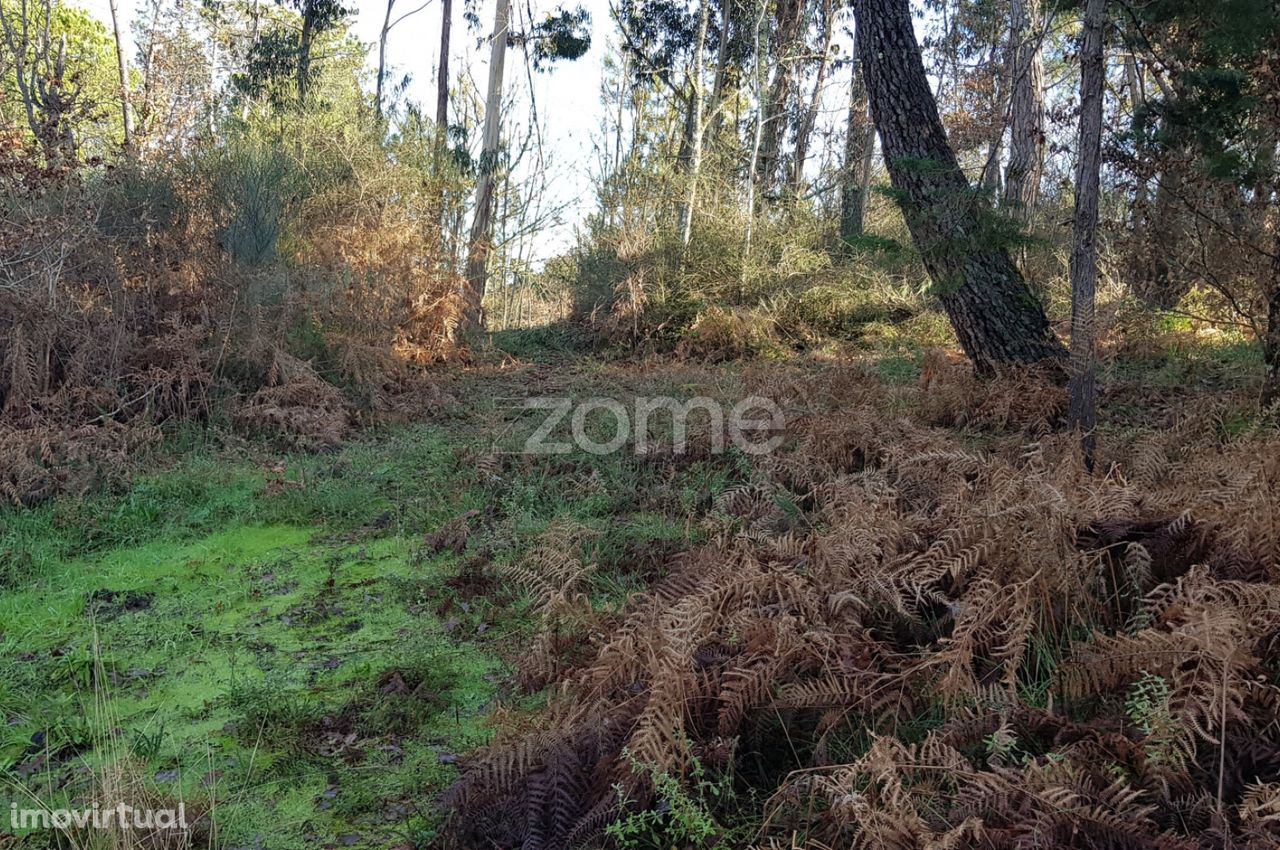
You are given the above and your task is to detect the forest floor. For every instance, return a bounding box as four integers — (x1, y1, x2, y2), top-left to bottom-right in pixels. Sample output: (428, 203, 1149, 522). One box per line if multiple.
(0, 323, 1266, 849)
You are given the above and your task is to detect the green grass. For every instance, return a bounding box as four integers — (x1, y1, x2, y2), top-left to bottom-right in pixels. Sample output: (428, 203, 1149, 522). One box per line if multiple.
(1, 360, 759, 848)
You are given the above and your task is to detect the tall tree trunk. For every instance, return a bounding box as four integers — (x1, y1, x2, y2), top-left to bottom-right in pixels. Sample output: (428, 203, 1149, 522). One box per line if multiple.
(376, 0, 394, 119)
(1136, 164, 1187, 308)
(706, 0, 733, 142)
(755, 0, 805, 194)
(743, 0, 769, 273)
(107, 0, 135, 153)
(840, 40, 873, 241)
(1068, 0, 1106, 468)
(980, 37, 1009, 194)
(437, 0, 452, 126)
(297, 6, 316, 103)
(462, 0, 511, 330)
(1003, 0, 1045, 218)
(681, 0, 712, 249)
(852, 0, 1066, 372)
(790, 0, 835, 192)
(1263, 224, 1280, 411)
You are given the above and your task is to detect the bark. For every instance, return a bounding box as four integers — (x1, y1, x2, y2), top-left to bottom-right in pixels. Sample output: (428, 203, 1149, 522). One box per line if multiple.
(376, 0, 394, 118)
(108, 0, 135, 152)
(1002, 0, 1045, 218)
(980, 38, 1009, 194)
(706, 0, 733, 141)
(298, 7, 316, 103)
(1068, 0, 1106, 468)
(790, 0, 835, 192)
(852, 0, 1066, 372)
(1263, 229, 1280, 411)
(1136, 164, 1188, 309)
(754, 0, 805, 193)
(437, 0, 452, 126)
(462, 0, 511, 330)
(840, 40, 873, 241)
(680, 0, 712, 249)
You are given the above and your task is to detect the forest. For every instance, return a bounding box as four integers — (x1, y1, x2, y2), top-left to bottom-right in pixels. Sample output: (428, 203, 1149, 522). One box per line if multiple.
(1, 0, 1279, 847)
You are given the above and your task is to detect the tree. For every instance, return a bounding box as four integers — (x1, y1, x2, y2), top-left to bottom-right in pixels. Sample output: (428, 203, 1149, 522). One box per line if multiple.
(851, 0, 1066, 372)
(1068, 0, 1106, 468)
(789, 0, 836, 192)
(839, 36, 874, 241)
(1124, 0, 1280, 407)
(375, 0, 431, 119)
(754, 0, 804, 194)
(679, 0, 710, 248)
(279, 0, 347, 103)
(462, 0, 512, 330)
(461, 2, 592, 330)
(107, 0, 135, 152)
(0, 0, 117, 163)
(1002, 0, 1045, 218)
(436, 0, 451, 126)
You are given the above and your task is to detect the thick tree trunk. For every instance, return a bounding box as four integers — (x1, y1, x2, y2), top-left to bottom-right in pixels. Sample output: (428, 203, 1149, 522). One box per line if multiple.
(1003, 0, 1045, 218)
(462, 0, 511, 330)
(437, 0, 452, 127)
(107, 0, 134, 152)
(1068, 0, 1106, 468)
(852, 0, 1066, 372)
(840, 41, 873, 241)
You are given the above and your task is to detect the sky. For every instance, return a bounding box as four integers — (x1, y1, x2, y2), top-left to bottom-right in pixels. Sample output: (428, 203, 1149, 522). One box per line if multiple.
(77, 0, 856, 262)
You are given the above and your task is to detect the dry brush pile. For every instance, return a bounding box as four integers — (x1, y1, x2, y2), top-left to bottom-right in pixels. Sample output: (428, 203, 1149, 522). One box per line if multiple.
(443, 365, 1280, 850)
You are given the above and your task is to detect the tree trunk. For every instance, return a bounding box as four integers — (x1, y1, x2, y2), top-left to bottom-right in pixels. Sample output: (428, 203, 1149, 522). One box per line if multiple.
(107, 0, 135, 153)
(755, 0, 805, 194)
(840, 40, 873, 241)
(707, 0, 733, 141)
(1003, 0, 1045, 218)
(980, 40, 1009, 195)
(743, 0, 769, 271)
(1263, 237, 1280, 411)
(376, 0, 394, 119)
(790, 0, 835, 192)
(437, 0, 452, 127)
(462, 0, 511, 330)
(680, 0, 712, 249)
(297, 6, 316, 103)
(1068, 0, 1106, 468)
(852, 0, 1066, 372)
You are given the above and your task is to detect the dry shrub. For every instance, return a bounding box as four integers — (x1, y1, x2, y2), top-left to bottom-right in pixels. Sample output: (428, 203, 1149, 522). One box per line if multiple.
(675, 306, 776, 362)
(0, 421, 158, 506)
(915, 347, 1068, 434)
(442, 376, 1280, 850)
(0, 158, 221, 503)
(233, 345, 351, 449)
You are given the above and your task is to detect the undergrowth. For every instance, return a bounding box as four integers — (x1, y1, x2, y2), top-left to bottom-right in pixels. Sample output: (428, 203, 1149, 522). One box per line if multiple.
(441, 358, 1280, 850)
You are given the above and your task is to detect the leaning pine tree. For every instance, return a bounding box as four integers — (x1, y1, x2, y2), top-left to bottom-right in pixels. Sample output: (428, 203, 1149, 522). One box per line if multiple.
(853, 0, 1067, 373)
